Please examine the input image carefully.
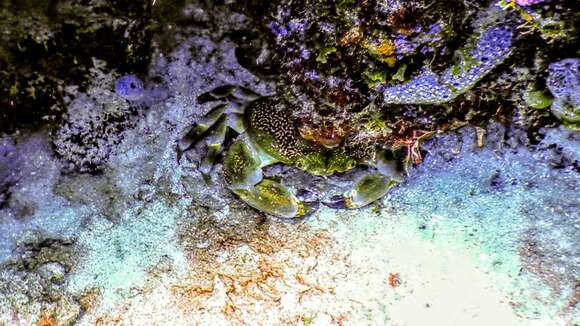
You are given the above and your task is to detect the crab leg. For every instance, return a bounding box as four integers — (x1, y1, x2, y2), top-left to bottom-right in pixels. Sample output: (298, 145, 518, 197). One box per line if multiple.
(178, 103, 227, 153)
(179, 90, 254, 167)
(197, 85, 261, 105)
(198, 114, 228, 176)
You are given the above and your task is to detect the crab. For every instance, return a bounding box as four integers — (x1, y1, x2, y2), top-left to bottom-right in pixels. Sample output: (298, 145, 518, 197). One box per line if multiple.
(178, 86, 404, 220)
(179, 3, 516, 221)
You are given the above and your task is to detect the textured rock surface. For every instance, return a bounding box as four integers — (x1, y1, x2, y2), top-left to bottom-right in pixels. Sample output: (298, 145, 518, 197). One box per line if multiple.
(0, 0, 152, 132)
(547, 58, 580, 128)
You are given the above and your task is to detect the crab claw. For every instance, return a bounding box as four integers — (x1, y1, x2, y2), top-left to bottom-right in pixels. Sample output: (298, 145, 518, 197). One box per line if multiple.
(273, 197, 320, 224)
(345, 174, 400, 208)
(233, 179, 318, 219)
(323, 173, 401, 209)
(289, 188, 321, 222)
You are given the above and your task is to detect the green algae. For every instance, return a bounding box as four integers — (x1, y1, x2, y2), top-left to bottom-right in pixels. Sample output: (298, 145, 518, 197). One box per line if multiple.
(524, 89, 553, 110)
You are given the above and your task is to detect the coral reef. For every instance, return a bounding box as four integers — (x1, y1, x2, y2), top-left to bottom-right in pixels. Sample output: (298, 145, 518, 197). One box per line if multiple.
(0, 0, 578, 325)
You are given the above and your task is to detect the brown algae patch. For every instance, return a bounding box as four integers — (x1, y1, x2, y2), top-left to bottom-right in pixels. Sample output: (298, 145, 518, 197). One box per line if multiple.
(170, 209, 344, 324)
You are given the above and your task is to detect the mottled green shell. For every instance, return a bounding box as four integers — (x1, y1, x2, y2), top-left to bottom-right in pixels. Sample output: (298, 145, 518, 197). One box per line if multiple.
(245, 97, 308, 163)
(243, 96, 375, 176)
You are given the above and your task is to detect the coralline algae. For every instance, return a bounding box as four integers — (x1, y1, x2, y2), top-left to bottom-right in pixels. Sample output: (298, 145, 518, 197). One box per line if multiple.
(381, 26, 513, 105)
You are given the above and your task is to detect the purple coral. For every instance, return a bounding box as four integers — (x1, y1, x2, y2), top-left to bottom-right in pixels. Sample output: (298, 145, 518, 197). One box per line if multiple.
(393, 35, 418, 56)
(469, 26, 512, 65)
(515, 0, 545, 6)
(381, 26, 513, 105)
(115, 75, 144, 100)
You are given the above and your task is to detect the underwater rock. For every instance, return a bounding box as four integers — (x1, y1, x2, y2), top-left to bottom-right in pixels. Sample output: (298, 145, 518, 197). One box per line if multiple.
(0, 230, 81, 324)
(0, 138, 21, 208)
(15, 232, 76, 274)
(53, 69, 141, 173)
(38, 262, 66, 285)
(0, 264, 82, 325)
(0, 0, 152, 132)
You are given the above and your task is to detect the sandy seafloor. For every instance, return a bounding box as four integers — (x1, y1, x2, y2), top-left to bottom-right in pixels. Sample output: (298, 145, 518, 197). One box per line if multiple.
(1, 10, 579, 326)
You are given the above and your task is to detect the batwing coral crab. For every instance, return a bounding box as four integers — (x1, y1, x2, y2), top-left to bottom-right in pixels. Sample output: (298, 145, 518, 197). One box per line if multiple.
(179, 1, 515, 221)
(179, 86, 404, 219)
